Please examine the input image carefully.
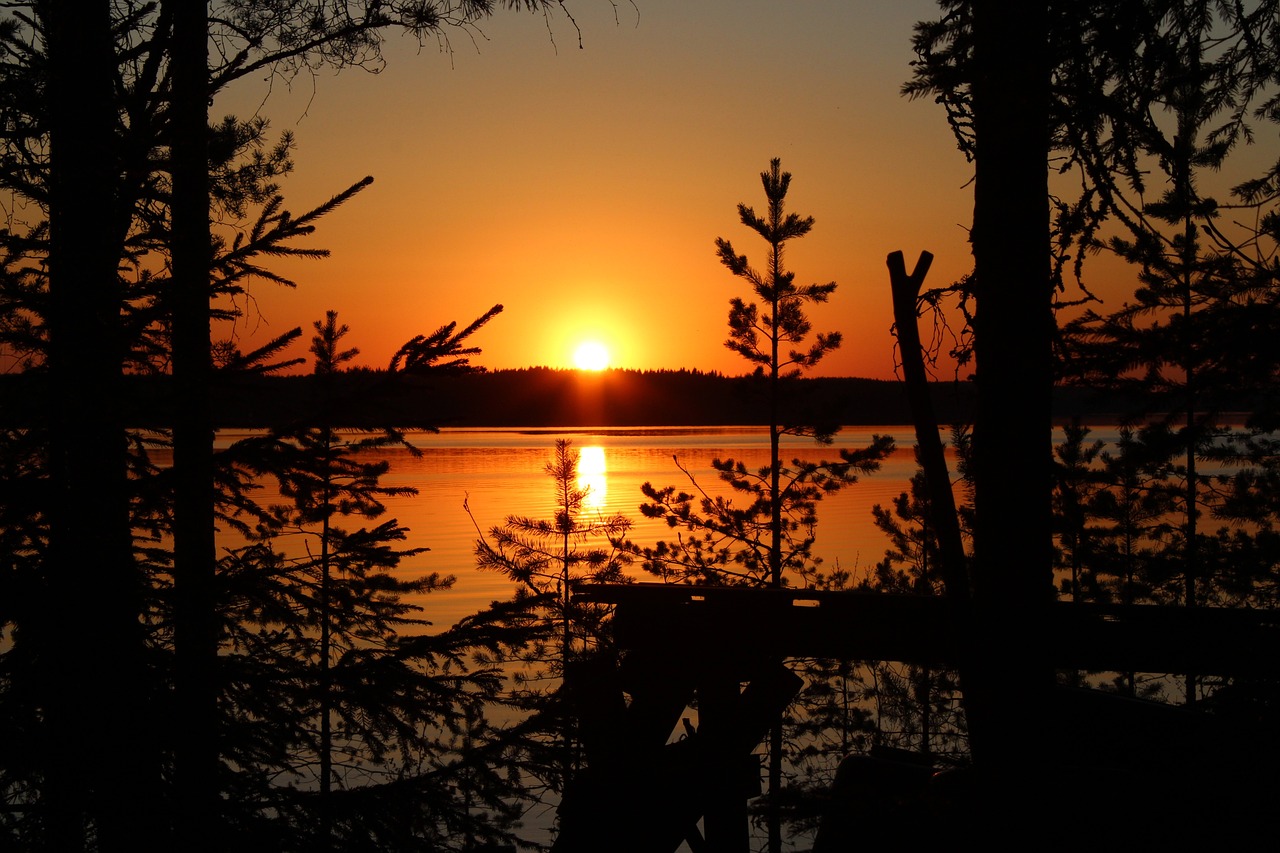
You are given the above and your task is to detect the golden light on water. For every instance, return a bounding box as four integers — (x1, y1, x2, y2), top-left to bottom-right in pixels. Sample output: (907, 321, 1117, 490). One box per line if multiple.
(577, 446, 607, 509)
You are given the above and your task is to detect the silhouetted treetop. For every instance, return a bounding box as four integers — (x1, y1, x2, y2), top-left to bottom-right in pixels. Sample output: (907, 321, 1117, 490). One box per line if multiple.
(716, 158, 841, 380)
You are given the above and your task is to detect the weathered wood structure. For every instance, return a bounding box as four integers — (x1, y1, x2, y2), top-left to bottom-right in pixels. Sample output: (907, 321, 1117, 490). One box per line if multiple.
(553, 583, 1280, 852)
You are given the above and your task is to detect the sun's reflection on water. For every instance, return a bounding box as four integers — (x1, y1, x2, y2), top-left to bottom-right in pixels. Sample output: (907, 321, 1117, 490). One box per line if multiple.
(577, 446, 607, 509)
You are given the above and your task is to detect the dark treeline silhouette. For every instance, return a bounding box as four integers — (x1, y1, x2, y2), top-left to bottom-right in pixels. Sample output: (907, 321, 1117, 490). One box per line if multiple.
(0, 368, 1166, 429)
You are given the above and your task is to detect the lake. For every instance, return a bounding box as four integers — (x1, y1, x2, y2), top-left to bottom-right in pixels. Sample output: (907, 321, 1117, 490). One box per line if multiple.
(217, 422, 1176, 630)
(206, 422, 1170, 849)
(303, 425, 932, 630)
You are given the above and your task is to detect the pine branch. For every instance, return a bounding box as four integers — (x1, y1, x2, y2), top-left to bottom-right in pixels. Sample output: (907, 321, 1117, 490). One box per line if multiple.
(389, 303, 504, 373)
(218, 326, 306, 375)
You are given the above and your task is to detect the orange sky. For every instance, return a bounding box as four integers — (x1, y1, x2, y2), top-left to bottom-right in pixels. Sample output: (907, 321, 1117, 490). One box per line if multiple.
(217, 1, 980, 379)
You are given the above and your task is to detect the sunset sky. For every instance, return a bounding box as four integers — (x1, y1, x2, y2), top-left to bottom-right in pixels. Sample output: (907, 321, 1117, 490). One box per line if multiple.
(217, 1, 981, 379)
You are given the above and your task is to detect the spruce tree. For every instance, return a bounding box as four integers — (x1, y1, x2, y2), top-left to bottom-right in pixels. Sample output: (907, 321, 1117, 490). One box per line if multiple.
(859, 434, 973, 763)
(1049, 4, 1280, 627)
(1052, 422, 1109, 603)
(472, 438, 631, 804)
(636, 159, 892, 590)
(211, 310, 529, 849)
(632, 158, 891, 853)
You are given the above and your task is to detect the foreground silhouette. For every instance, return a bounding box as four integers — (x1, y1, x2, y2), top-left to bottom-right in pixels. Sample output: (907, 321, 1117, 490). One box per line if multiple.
(557, 584, 1280, 851)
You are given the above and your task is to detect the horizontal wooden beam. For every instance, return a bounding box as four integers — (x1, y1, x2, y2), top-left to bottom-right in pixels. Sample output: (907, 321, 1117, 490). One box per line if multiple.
(575, 584, 1280, 677)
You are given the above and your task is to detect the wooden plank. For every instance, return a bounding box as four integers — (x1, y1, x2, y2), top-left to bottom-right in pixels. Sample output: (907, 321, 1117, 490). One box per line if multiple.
(577, 584, 1280, 676)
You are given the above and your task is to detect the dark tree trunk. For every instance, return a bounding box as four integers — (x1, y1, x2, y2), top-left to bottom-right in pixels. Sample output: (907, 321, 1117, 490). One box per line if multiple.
(968, 0, 1054, 783)
(169, 0, 220, 844)
(42, 1, 159, 847)
(887, 250, 969, 603)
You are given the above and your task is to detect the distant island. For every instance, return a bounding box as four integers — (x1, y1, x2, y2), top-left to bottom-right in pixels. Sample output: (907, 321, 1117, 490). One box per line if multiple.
(3, 366, 1159, 430)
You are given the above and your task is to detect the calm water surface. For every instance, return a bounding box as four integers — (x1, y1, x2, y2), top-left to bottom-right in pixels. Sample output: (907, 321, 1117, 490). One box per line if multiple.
(352, 425, 926, 630)
(221, 424, 1149, 631)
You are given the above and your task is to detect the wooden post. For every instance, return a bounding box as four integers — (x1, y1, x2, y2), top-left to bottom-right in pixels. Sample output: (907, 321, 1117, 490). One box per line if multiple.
(886, 250, 969, 604)
(698, 669, 748, 853)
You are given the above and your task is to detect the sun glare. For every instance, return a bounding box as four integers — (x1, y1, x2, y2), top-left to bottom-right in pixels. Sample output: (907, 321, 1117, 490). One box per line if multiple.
(573, 340, 610, 371)
(577, 446, 607, 509)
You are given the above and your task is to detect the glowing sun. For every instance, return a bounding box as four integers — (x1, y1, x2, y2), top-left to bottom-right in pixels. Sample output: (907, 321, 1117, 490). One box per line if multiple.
(573, 340, 610, 371)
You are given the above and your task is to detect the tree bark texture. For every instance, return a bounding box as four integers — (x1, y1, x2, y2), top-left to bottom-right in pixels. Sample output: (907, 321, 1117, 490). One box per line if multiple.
(42, 1, 160, 847)
(968, 0, 1055, 777)
(169, 0, 220, 844)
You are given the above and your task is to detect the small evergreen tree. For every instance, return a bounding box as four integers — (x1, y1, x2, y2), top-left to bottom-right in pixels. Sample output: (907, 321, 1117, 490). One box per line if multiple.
(475, 438, 631, 669)
(278, 311, 425, 831)
(635, 159, 893, 590)
(472, 438, 631, 813)
(859, 433, 973, 763)
(1052, 421, 1110, 603)
(211, 310, 526, 849)
(631, 158, 891, 853)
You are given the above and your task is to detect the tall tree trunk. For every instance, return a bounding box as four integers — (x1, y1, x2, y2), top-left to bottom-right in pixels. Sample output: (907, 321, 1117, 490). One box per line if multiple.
(968, 0, 1054, 789)
(319, 498, 333, 848)
(169, 0, 220, 844)
(1173, 71, 1200, 704)
(42, 1, 159, 847)
(766, 243, 784, 853)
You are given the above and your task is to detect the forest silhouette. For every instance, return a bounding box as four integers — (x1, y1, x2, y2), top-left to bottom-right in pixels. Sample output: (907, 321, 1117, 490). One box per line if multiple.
(4, 2, 1280, 852)
(1, 368, 1157, 429)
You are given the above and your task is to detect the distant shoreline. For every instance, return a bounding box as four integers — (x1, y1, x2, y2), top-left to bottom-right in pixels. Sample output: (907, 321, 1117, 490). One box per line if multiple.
(0, 367, 1200, 430)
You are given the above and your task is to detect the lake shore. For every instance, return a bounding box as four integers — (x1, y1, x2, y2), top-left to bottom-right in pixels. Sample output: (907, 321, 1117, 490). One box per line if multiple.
(2, 368, 1158, 429)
